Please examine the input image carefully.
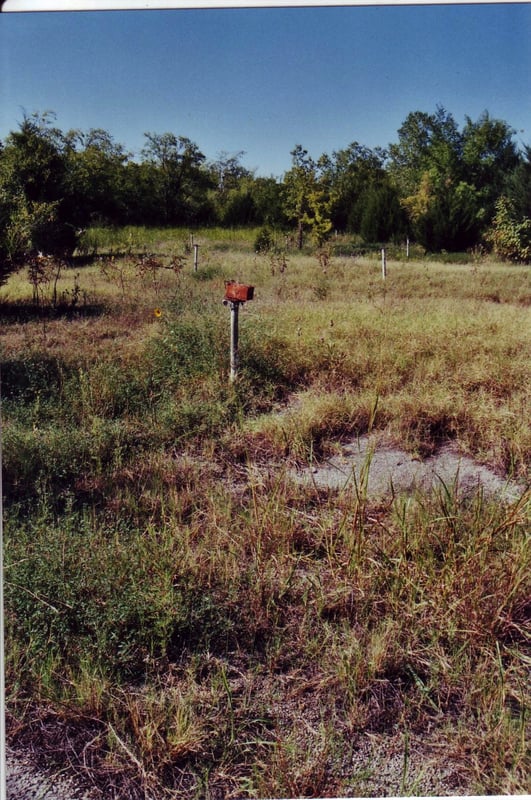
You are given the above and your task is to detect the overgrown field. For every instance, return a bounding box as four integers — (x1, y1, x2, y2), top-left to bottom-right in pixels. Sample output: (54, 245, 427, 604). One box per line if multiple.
(2, 230, 530, 798)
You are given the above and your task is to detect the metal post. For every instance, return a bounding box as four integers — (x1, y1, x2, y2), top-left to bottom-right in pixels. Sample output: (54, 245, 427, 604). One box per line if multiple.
(381, 247, 387, 280)
(0, 370, 5, 800)
(193, 244, 199, 272)
(230, 301, 239, 382)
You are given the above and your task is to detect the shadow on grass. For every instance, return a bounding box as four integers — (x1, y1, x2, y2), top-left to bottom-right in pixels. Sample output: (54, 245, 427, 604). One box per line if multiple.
(0, 300, 107, 324)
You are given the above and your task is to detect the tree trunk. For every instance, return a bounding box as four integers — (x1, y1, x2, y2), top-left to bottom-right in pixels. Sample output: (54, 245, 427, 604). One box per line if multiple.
(297, 218, 303, 250)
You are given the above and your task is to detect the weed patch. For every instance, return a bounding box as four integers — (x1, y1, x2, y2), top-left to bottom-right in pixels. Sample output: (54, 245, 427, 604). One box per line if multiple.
(2, 228, 529, 797)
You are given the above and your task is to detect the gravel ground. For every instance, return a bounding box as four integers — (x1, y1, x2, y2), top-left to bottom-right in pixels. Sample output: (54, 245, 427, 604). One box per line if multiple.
(340, 730, 469, 796)
(5, 747, 96, 800)
(4, 739, 468, 799)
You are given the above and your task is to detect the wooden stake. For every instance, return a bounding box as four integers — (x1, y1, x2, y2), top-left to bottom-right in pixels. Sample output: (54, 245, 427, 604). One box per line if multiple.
(193, 244, 199, 272)
(381, 247, 387, 280)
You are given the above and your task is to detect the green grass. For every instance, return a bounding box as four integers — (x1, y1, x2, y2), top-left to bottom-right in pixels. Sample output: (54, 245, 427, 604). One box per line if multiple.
(79, 224, 267, 257)
(2, 226, 530, 798)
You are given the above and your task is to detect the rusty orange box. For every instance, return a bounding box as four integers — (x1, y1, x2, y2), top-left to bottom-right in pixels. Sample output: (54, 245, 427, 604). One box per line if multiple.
(224, 281, 254, 302)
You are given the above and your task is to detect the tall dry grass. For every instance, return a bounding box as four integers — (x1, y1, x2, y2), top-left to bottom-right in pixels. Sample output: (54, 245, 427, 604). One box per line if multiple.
(2, 229, 529, 797)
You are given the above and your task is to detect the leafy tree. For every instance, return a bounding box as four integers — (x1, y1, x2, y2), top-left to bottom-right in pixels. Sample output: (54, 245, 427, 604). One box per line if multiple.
(218, 184, 257, 227)
(2, 112, 68, 205)
(321, 142, 389, 233)
(388, 106, 462, 197)
(462, 112, 519, 203)
(389, 107, 522, 251)
(0, 112, 78, 275)
(214, 172, 286, 228)
(389, 108, 478, 249)
(359, 181, 407, 243)
(504, 143, 531, 220)
(402, 171, 484, 251)
(248, 176, 286, 228)
(120, 161, 172, 226)
(64, 128, 131, 226)
(210, 150, 250, 193)
(208, 151, 254, 224)
(282, 146, 331, 248)
(0, 187, 59, 283)
(141, 132, 212, 225)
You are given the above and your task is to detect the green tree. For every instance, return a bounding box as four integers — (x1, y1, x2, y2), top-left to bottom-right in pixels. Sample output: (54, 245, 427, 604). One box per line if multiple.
(320, 142, 389, 234)
(282, 146, 331, 248)
(217, 173, 286, 228)
(208, 151, 253, 225)
(248, 176, 286, 228)
(3, 112, 68, 205)
(0, 184, 59, 283)
(388, 106, 462, 197)
(121, 160, 170, 225)
(359, 181, 407, 243)
(64, 128, 131, 226)
(389, 107, 521, 251)
(210, 150, 250, 193)
(390, 108, 473, 250)
(504, 143, 531, 220)
(219, 184, 257, 226)
(0, 112, 78, 274)
(402, 170, 483, 251)
(462, 111, 519, 205)
(141, 132, 211, 225)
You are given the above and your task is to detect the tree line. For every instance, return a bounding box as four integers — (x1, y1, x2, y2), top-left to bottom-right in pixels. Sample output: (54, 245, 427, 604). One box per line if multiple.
(1, 105, 530, 278)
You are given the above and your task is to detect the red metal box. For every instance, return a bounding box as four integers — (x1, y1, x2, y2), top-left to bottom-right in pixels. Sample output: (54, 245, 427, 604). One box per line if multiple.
(224, 281, 254, 302)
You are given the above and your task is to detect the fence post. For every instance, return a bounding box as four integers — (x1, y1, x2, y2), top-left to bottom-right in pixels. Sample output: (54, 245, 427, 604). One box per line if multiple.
(193, 244, 199, 272)
(0, 380, 5, 800)
(381, 247, 387, 280)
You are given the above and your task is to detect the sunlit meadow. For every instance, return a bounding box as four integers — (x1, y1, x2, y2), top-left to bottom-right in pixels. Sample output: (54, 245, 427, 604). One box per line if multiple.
(2, 229, 529, 798)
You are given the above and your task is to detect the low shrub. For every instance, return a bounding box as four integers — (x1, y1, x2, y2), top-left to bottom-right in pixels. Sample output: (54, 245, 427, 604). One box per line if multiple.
(4, 511, 235, 683)
(486, 197, 531, 263)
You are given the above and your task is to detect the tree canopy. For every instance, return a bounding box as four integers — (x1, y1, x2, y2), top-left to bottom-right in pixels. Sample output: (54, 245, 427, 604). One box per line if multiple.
(1, 106, 530, 280)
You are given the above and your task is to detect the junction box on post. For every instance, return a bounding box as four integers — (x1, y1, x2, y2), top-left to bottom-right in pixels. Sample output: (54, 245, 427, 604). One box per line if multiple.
(224, 281, 254, 303)
(223, 281, 254, 382)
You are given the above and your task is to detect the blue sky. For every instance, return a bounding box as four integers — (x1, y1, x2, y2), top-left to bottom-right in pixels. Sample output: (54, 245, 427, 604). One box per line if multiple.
(1, 4, 530, 177)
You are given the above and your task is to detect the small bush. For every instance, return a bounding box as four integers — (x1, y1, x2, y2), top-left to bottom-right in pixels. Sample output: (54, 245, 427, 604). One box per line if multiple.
(486, 197, 531, 263)
(190, 264, 221, 281)
(147, 314, 227, 385)
(4, 512, 235, 681)
(254, 227, 273, 253)
(1, 352, 67, 403)
(1, 418, 132, 506)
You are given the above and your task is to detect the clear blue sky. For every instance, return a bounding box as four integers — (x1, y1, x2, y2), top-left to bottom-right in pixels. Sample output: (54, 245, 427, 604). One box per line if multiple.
(1, 4, 530, 178)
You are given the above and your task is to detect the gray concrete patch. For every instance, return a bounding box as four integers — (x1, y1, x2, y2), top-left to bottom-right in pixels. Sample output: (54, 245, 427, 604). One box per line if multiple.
(5, 748, 95, 800)
(293, 434, 524, 502)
